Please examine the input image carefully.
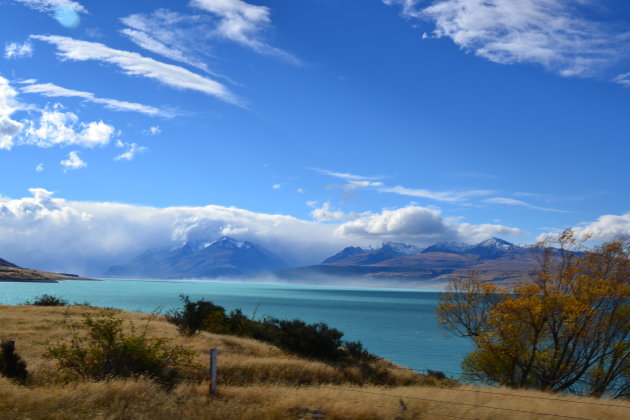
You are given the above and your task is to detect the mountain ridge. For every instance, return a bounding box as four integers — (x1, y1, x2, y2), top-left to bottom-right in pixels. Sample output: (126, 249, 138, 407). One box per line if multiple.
(105, 236, 539, 285)
(276, 237, 537, 286)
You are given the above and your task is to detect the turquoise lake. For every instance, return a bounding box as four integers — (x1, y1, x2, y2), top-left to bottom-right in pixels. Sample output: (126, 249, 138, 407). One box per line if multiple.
(0, 279, 471, 376)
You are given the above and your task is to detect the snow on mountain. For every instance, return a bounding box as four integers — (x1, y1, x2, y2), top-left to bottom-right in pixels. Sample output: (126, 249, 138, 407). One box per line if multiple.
(384, 242, 422, 256)
(421, 241, 473, 254)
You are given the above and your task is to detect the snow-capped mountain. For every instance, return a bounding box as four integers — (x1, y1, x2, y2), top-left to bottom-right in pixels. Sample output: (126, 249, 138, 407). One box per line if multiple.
(385, 242, 423, 255)
(106, 237, 286, 279)
(322, 242, 423, 265)
(421, 241, 473, 254)
(292, 237, 532, 284)
(468, 237, 519, 259)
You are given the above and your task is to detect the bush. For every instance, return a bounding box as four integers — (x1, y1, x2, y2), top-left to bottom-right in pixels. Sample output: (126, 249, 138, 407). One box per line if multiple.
(259, 318, 345, 361)
(166, 295, 226, 336)
(168, 296, 376, 363)
(46, 311, 196, 388)
(0, 341, 28, 384)
(24, 294, 67, 306)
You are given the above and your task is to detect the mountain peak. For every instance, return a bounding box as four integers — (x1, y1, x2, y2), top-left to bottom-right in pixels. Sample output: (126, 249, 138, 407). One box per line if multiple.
(475, 237, 515, 249)
(469, 237, 518, 259)
(322, 246, 367, 264)
(421, 241, 472, 254)
(381, 242, 422, 256)
(208, 236, 253, 250)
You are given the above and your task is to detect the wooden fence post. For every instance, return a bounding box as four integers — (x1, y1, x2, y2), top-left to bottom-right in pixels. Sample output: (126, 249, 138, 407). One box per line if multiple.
(209, 348, 217, 396)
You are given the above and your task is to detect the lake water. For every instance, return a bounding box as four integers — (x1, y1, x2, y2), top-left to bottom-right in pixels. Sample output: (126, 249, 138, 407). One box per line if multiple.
(0, 278, 471, 376)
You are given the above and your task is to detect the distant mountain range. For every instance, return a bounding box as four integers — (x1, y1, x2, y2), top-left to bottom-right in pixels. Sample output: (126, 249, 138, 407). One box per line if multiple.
(0, 257, 88, 283)
(106, 237, 286, 279)
(105, 236, 540, 285)
(275, 237, 538, 286)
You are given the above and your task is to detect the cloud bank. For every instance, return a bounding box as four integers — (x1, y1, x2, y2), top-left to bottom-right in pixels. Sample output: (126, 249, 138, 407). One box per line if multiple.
(0, 189, 532, 275)
(335, 205, 522, 243)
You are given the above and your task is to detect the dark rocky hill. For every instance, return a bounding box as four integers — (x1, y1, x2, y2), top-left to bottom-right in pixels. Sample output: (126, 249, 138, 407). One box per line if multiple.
(0, 257, 88, 283)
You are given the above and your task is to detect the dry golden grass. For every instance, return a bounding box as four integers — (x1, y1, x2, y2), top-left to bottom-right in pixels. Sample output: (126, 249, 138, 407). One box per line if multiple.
(1, 305, 629, 419)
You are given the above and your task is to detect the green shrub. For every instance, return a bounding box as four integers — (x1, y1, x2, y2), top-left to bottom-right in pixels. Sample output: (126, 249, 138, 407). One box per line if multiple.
(166, 295, 226, 336)
(46, 311, 196, 388)
(258, 318, 345, 361)
(168, 296, 376, 363)
(0, 341, 28, 384)
(24, 294, 68, 306)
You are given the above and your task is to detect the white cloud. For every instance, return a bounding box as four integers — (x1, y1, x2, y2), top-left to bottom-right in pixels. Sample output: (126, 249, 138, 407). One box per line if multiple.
(60, 150, 86, 171)
(315, 167, 490, 203)
(20, 82, 167, 117)
(35, 163, 44, 172)
(485, 197, 567, 213)
(538, 212, 630, 243)
(380, 185, 492, 203)
(1, 77, 120, 152)
(190, 0, 300, 64)
(614, 72, 630, 87)
(385, 0, 628, 78)
(20, 105, 114, 148)
(120, 10, 215, 73)
(335, 205, 522, 243)
(144, 126, 161, 135)
(32, 35, 239, 105)
(311, 202, 361, 222)
(14, 0, 87, 13)
(114, 143, 147, 161)
(314, 168, 383, 181)
(0, 77, 24, 150)
(574, 213, 630, 241)
(272, 184, 281, 190)
(345, 180, 384, 190)
(4, 41, 34, 59)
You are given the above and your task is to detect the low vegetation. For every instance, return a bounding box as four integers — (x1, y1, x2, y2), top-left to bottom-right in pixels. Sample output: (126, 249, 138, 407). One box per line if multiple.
(46, 311, 197, 388)
(166, 295, 373, 363)
(1, 305, 629, 419)
(23, 294, 68, 307)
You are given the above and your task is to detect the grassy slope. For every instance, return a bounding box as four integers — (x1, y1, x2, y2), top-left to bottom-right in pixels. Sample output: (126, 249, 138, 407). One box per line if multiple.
(0, 306, 629, 419)
(0, 266, 89, 282)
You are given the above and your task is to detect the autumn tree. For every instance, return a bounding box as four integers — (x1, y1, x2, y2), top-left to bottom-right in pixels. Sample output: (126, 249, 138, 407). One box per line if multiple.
(437, 230, 630, 398)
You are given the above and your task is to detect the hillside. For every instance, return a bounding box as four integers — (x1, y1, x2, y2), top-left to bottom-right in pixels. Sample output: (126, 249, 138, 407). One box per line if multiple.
(0, 257, 89, 283)
(0, 305, 628, 419)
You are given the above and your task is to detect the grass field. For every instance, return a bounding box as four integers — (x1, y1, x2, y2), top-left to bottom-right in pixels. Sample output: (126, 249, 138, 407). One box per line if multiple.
(1, 305, 629, 419)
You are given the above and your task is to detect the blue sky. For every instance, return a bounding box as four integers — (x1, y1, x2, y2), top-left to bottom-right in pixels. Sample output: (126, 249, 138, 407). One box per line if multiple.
(0, 0, 629, 273)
